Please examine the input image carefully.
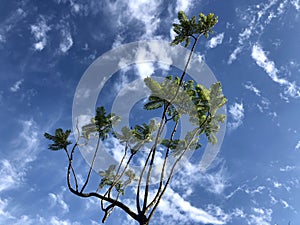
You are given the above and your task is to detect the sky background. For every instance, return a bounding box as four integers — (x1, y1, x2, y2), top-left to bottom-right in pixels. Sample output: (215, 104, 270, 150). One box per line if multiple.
(1, 0, 300, 224)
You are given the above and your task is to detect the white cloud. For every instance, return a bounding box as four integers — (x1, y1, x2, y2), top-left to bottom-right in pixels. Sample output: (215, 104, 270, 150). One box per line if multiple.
(0, 198, 14, 221)
(228, 47, 242, 64)
(59, 29, 73, 53)
(31, 18, 51, 51)
(228, 0, 294, 64)
(270, 195, 278, 204)
(0, 197, 37, 225)
(156, 187, 227, 225)
(0, 160, 24, 192)
(280, 165, 296, 172)
(170, 159, 229, 197)
(295, 140, 300, 150)
(50, 216, 80, 225)
(48, 190, 69, 213)
(0, 34, 5, 43)
(200, 166, 229, 195)
(207, 33, 224, 49)
(0, 119, 40, 193)
(0, 8, 26, 44)
(228, 102, 244, 131)
(128, 0, 162, 39)
(106, 0, 163, 40)
(273, 181, 282, 188)
(10, 79, 24, 92)
(292, 0, 300, 10)
(0, 201, 80, 225)
(244, 82, 261, 96)
(280, 199, 289, 208)
(112, 34, 124, 48)
(175, 0, 193, 13)
(248, 208, 272, 225)
(252, 44, 285, 85)
(252, 44, 300, 98)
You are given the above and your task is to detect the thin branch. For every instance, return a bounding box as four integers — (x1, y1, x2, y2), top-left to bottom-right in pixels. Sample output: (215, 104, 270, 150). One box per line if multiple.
(107, 144, 129, 197)
(100, 144, 137, 222)
(80, 134, 101, 193)
(63, 143, 79, 191)
(142, 34, 201, 214)
(147, 127, 201, 222)
(145, 120, 179, 213)
(100, 144, 129, 211)
(102, 191, 122, 223)
(147, 112, 211, 221)
(141, 103, 169, 212)
(65, 143, 139, 222)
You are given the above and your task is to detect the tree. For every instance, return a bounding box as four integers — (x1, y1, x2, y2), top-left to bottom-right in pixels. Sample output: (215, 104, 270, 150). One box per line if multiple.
(44, 11, 226, 225)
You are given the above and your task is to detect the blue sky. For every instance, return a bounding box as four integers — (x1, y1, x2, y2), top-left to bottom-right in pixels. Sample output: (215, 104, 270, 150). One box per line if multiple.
(1, 0, 300, 224)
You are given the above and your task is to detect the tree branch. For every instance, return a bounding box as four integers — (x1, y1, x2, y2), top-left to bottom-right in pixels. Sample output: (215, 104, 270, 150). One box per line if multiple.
(65, 143, 139, 222)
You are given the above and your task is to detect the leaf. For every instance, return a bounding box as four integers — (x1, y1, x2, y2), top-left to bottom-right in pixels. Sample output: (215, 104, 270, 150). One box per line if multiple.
(94, 106, 119, 140)
(144, 77, 162, 95)
(44, 128, 71, 151)
(114, 126, 133, 144)
(82, 123, 98, 139)
(144, 96, 165, 110)
(178, 11, 188, 23)
(209, 82, 227, 116)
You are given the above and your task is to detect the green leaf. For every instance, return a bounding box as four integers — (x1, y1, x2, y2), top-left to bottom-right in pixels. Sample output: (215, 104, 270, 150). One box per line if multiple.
(44, 128, 71, 151)
(144, 96, 165, 110)
(209, 82, 227, 116)
(144, 77, 162, 95)
(178, 11, 188, 23)
(114, 126, 133, 144)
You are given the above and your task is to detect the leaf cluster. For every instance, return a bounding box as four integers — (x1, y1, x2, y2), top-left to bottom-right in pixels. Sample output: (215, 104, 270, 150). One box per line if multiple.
(144, 76, 227, 146)
(114, 120, 159, 154)
(44, 128, 71, 151)
(98, 165, 136, 195)
(171, 11, 218, 47)
(81, 106, 120, 140)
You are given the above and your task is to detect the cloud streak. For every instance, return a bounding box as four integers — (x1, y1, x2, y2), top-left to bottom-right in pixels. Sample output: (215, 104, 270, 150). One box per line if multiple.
(10, 79, 24, 92)
(228, 102, 244, 131)
(31, 17, 51, 51)
(0, 119, 40, 193)
(207, 33, 224, 49)
(251, 43, 300, 98)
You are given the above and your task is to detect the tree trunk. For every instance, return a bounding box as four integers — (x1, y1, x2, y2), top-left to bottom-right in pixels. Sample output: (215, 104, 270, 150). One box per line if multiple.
(137, 214, 148, 225)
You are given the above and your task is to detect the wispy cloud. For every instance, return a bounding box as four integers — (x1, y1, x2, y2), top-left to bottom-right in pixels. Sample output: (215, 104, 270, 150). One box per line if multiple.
(0, 160, 24, 192)
(251, 43, 300, 98)
(0, 119, 40, 193)
(30, 17, 51, 51)
(280, 165, 296, 172)
(228, 47, 242, 64)
(107, 0, 163, 41)
(228, 102, 244, 131)
(207, 33, 224, 49)
(199, 165, 229, 195)
(48, 188, 69, 213)
(156, 187, 227, 225)
(0, 34, 5, 43)
(0, 8, 26, 44)
(10, 79, 24, 92)
(273, 181, 283, 188)
(244, 81, 261, 96)
(292, 0, 300, 10)
(228, 0, 294, 64)
(175, 0, 193, 13)
(248, 207, 272, 225)
(59, 28, 73, 53)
